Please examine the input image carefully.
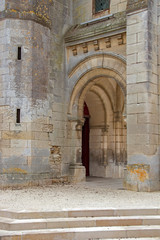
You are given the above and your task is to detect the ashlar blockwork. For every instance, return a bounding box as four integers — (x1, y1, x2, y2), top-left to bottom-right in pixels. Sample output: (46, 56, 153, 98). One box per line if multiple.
(0, 0, 159, 191)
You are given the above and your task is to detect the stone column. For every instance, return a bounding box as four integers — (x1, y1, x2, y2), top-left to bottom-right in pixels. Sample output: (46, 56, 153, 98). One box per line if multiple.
(68, 118, 86, 183)
(114, 111, 123, 164)
(102, 126, 109, 166)
(124, 0, 159, 191)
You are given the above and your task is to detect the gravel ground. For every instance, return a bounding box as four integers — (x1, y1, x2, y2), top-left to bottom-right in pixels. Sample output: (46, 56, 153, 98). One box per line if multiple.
(0, 177, 160, 211)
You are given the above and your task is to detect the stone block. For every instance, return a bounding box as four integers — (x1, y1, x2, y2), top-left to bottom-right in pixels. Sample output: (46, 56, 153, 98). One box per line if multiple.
(11, 139, 28, 148)
(69, 163, 86, 183)
(2, 131, 35, 140)
(9, 123, 27, 132)
(118, 2, 127, 12)
(124, 164, 151, 192)
(42, 124, 53, 133)
(127, 144, 158, 156)
(127, 94, 137, 104)
(137, 113, 158, 124)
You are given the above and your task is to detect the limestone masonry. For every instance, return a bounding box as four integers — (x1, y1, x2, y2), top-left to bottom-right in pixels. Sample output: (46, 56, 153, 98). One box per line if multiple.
(0, 0, 159, 191)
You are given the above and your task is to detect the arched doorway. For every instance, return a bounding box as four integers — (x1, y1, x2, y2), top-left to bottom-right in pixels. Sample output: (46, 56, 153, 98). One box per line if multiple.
(81, 78, 126, 178)
(82, 102, 90, 176)
(68, 54, 126, 179)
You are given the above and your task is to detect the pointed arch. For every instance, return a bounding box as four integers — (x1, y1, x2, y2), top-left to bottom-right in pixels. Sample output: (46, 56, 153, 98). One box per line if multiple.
(67, 53, 126, 119)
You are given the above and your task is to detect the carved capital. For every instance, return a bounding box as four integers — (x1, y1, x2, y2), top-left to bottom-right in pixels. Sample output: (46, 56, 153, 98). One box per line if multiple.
(102, 125, 110, 133)
(76, 119, 85, 131)
(68, 117, 85, 131)
(114, 111, 122, 122)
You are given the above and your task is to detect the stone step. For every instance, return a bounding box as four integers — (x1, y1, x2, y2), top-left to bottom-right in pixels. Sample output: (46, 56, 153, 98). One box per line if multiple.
(0, 208, 159, 239)
(0, 215, 160, 231)
(99, 239, 160, 240)
(0, 225, 160, 240)
(0, 208, 159, 219)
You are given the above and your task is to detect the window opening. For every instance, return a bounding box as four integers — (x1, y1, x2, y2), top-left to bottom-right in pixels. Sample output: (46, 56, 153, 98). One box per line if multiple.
(17, 47, 21, 60)
(16, 109, 21, 123)
(95, 0, 110, 13)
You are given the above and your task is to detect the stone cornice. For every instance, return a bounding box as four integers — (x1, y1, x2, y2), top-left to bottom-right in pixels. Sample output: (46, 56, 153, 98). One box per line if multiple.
(0, 10, 51, 28)
(127, 0, 148, 14)
(0, 0, 53, 28)
(65, 11, 126, 44)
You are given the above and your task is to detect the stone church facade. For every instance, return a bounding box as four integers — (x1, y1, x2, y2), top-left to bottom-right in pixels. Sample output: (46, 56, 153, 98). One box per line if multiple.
(0, 0, 159, 191)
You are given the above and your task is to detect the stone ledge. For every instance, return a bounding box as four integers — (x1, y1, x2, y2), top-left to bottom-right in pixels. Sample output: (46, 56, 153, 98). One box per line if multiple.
(65, 12, 126, 43)
(0, 10, 51, 28)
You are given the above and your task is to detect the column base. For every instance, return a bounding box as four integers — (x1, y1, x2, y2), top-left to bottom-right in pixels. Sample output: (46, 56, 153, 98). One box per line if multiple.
(69, 163, 86, 183)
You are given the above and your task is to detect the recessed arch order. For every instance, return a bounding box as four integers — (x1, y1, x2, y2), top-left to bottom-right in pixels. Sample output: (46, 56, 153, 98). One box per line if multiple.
(67, 53, 126, 120)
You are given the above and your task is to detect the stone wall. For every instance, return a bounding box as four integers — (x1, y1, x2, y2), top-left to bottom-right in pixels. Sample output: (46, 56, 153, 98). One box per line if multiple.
(48, 0, 73, 177)
(158, 0, 160, 187)
(73, 0, 127, 24)
(124, 0, 160, 191)
(0, 0, 72, 187)
(0, 0, 159, 190)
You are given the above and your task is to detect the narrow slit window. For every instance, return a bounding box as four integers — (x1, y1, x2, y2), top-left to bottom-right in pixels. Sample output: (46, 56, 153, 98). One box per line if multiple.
(94, 0, 110, 13)
(16, 109, 21, 123)
(17, 47, 21, 60)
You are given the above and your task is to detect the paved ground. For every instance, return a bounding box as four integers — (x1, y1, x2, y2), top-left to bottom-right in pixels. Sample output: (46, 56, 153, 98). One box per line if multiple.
(0, 177, 160, 211)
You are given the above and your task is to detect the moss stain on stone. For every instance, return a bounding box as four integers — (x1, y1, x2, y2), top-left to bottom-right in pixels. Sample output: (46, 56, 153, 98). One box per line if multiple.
(3, 168, 27, 174)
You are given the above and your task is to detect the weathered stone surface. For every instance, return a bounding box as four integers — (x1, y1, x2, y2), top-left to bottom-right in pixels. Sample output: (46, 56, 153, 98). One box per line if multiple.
(0, 0, 159, 191)
(126, 0, 159, 191)
(0, 0, 54, 28)
(124, 164, 150, 192)
(127, 0, 148, 13)
(69, 163, 86, 183)
(65, 11, 126, 43)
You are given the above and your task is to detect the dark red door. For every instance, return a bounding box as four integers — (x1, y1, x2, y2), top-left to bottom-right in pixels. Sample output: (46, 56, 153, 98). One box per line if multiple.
(82, 102, 90, 176)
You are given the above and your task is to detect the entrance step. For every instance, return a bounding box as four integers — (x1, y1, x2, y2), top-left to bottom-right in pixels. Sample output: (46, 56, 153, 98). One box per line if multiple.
(0, 208, 159, 219)
(99, 239, 160, 240)
(0, 208, 159, 239)
(0, 215, 160, 231)
(0, 226, 160, 239)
